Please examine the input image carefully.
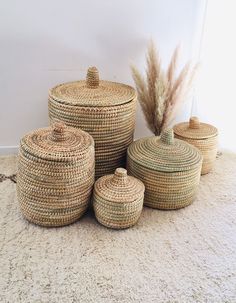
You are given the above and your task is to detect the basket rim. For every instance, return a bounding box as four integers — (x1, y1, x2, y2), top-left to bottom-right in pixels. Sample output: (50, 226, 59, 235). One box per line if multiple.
(19, 125, 94, 161)
(173, 121, 218, 140)
(49, 80, 136, 107)
(127, 135, 203, 173)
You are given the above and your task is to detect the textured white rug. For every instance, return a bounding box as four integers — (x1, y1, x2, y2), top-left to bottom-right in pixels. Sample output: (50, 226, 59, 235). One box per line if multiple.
(0, 152, 236, 303)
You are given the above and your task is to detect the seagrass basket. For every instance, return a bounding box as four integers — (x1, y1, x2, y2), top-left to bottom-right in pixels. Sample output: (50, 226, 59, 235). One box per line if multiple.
(174, 117, 218, 175)
(17, 122, 95, 227)
(93, 168, 145, 229)
(127, 129, 202, 210)
(48, 66, 137, 179)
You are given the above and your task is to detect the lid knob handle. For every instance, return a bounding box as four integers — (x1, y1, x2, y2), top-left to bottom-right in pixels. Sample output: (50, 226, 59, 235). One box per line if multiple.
(113, 168, 128, 185)
(51, 122, 67, 141)
(189, 116, 200, 129)
(86, 66, 99, 88)
(160, 129, 174, 145)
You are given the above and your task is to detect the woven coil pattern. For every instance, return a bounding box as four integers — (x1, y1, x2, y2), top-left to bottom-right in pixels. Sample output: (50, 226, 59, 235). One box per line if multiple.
(93, 168, 145, 229)
(174, 117, 218, 175)
(127, 129, 202, 210)
(17, 122, 95, 227)
(48, 67, 136, 179)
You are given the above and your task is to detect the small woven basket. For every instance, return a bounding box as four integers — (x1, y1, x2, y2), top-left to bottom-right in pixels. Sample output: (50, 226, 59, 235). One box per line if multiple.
(93, 168, 145, 229)
(48, 67, 137, 179)
(17, 122, 95, 227)
(127, 129, 202, 210)
(174, 117, 218, 174)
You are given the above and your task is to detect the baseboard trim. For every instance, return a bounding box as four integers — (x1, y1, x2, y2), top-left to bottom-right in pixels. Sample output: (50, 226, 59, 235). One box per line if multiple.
(0, 146, 19, 155)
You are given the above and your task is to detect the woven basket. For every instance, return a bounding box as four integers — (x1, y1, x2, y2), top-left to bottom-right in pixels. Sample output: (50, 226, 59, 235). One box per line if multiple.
(127, 129, 202, 210)
(48, 67, 137, 179)
(93, 168, 145, 229)
(174, 117, 218, 175)
(17, 122, 95, 227)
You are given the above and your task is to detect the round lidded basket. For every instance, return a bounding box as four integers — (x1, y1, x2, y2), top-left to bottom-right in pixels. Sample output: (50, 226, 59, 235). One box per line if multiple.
(127, 129, 202, 210)
(48, 66, 137, 179)
(173, 117, 218, 175)
(17, 122, 95, 227)
(93, 168, 145, 229)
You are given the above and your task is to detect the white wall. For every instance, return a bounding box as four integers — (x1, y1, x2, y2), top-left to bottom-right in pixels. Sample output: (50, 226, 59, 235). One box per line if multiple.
(0, 0, 205, 150)
(196, 0, 236, 151)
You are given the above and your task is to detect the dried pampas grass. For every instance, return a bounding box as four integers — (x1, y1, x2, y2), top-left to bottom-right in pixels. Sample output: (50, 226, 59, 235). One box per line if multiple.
(131, 41, 198, 136)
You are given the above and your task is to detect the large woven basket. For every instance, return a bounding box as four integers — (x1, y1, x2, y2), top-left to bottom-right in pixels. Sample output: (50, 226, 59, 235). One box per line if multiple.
(127, 129, 202, 210)
(48, 67, 137, 179)
(93, 168, 145, 229)
(174, 117, 218, 175)
(17, 122, 95, 227)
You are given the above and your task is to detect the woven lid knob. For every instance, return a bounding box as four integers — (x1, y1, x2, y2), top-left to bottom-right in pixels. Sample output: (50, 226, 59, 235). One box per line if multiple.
(112, 168, 128, 185)
(51, 122, 67, 141)
(86, 66, 99, 88)
(189, 116, 200, 129)
(160, 129, 174, 145)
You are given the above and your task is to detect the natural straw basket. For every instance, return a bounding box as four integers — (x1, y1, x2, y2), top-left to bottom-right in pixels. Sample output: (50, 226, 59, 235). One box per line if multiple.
(93, 168, 145, 229)
(48, 67, 137, 179)
(127, 129, 202, 210)
(174, 117, 218, 175)
(17, 122, 95, 227)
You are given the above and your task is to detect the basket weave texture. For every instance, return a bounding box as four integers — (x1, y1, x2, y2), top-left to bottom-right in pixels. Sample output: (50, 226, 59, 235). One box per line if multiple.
(93, 168, 145, 229)
(173, 117, 218, 174)
(127, 129, 202, 210)
(48, 67, 137, 179)
(17, 122, 95, 227)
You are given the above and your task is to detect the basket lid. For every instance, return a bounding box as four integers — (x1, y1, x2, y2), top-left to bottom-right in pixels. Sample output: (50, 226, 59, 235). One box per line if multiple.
(49, 66, 136, 107)
(173, 116, 218, 139)
(94, 168, 145, 203)
(127, 129, 202, 173)
(20, 122, 94, 161)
